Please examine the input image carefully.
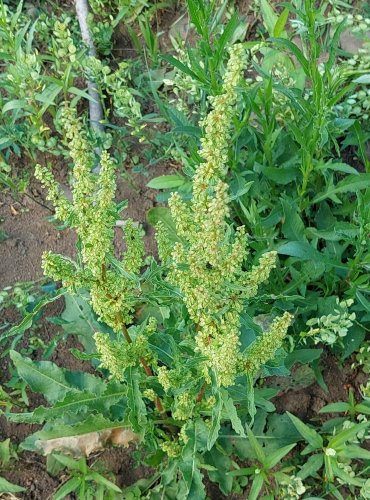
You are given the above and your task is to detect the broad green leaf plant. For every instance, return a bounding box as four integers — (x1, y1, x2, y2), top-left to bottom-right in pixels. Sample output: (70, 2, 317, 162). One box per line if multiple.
(10, 44, 292, 498)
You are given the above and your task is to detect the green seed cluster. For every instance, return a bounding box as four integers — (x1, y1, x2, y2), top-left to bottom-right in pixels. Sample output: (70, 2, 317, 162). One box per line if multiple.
(302, 298, 355, 346)
(85, 58, 143, 136)
(52, 19, 78, 66)
(35, 106, 145, 331)
(278, 475, 306, 499)
(243, 312, 293, 374)
(173, 392, 195, 421)
(162, 44, 291, 386)
(94, 332, 152, 379)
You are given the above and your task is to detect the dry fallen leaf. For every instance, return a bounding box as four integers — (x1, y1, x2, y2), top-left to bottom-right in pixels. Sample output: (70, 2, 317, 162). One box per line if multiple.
(37, 427, 140, 457)
(10, 205, 18, 216)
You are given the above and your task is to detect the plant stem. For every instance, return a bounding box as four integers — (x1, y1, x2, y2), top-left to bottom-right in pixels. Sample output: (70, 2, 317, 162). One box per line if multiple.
(118, 313, 165, 414)
(196, 382, 207, 403)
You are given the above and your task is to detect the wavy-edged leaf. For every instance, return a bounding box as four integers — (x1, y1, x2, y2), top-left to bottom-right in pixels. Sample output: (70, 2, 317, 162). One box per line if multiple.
(10, 351, 106, 404)
(31, 382, 127, 423)
(10, 351, 75, 404)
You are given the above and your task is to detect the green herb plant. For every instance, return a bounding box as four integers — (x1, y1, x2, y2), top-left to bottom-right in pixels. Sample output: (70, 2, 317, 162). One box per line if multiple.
(287, 411, 370, 498)
(7, 43, 293, 499)
(49, 454, 122, 500)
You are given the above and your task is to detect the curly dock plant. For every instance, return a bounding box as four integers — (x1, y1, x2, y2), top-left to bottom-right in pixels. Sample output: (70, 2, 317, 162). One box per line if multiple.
(24, 44, 293, 499)
(34, 106, 163, 415)
(158, 44, 292, 388)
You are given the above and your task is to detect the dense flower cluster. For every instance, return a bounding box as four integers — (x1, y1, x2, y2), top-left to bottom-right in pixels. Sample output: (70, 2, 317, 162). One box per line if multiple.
(94, 332, 152, 379)
(243, 312, 293, 374)
(160, 44, 292, 387)
(35, 107, 145, 331)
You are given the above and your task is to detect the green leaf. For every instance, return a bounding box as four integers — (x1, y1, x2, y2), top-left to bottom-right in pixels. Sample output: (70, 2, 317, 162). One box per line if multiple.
(31, 383, 127, 423)
(52, 453, 81, 470)
(338, 444, 370, 460)
(0, 476, 26, 493)
(3, 99, 28, 113)
(53, 476, 81, 500)
(10, 351, 76, 404)
(68, 86, 98, 103)
(312, 174, 370, 204)
(2, 289, 67, 345)
(216, 12, 240, 63)
(353, 74, 370, 84)
(86, 471, 122, 492)
(126, 367, 147, 434)
(160, 54, 203, 82)
(356, 291, 370, 314)
(35, 83, 63, 106)
(263, 166, 298, 184)
(10, 350, 106, 403)
(297, 453, 323, 480)
(147, 174, 186, 190)
(248, 474, 264, 500)
(317, 162, 359, 175)
(260, 0, 278, 36)
(286, 412, 323, 450)
(146, 207, 178, 242)
(281, 199, 306, 241)
(246, 426, 265, 464)
(285, 349, 322, 369)
(204, 447, 233, 495)
(328, 421, 369, 449)
(331, 461, 366, 487)
(222, 390, 246, 437)
(273, 7, 289, 37)
(179, 423, 205, 500)
(264, 443, 296, 469)
(172, 125, 201, 138)
(318, 402, 349, 414)
(187, 0, 206, 37)
(59, 292, 110, 356)
(270, 37, 310, 75)
(207, 391, 222, 450)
